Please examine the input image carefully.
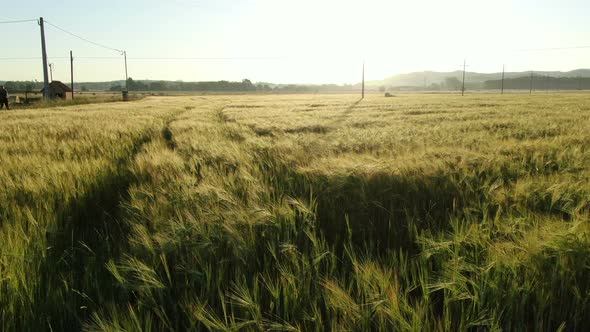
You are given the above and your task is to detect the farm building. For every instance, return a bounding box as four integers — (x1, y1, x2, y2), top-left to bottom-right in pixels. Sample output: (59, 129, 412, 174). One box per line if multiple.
(40, 81, 73, 99)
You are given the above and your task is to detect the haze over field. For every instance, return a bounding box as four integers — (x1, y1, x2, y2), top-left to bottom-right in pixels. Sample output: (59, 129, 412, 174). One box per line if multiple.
(3, 0, 590, 84)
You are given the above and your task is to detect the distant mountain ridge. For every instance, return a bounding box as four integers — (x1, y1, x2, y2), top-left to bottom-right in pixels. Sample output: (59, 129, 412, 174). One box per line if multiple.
(368, 69, 590, 88)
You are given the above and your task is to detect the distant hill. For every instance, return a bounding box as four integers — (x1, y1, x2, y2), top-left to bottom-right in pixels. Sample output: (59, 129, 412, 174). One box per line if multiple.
(4, 69, 590, 92)
(368, 69, 590, 89)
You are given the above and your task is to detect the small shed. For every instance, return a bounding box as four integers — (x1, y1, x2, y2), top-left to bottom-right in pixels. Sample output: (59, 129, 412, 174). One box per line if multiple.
(40, 81, 73, 99)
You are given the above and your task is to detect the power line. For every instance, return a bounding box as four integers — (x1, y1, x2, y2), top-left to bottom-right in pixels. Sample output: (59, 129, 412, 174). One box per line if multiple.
(0, 57, 119, 60)
(4, 18, 590, 56)
(515, 45, 590, 52)
(0, 56, 285, 60)
(0, 57, 42, 60)
(0, 56, 126, 60)
(79, 56, 283, 60)
(44, 20, 124, 54)
(0, 19, 37, 24)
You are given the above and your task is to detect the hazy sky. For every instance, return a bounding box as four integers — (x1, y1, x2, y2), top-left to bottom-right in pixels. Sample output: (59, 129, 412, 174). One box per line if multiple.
(2, 0, 589, 84)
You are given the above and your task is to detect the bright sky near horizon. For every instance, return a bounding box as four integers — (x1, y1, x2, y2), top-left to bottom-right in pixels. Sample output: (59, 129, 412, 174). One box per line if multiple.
(2, 0, 589, 84)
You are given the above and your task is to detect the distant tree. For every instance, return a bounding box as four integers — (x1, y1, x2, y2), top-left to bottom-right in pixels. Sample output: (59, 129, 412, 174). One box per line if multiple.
(241, 79, 256, 91)
(149, 81, 168, 91)
(4, 82, 20, 91)
(444, 77, 461, 91)
(126, 77, 135, 90)
(109, 85, 123, 91)
(127, 78, 148, 91)
(81, 86, 89, 92)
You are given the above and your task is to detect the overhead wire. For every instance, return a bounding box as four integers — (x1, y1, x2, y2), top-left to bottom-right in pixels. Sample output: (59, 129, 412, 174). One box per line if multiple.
(1, 19, 283, 61)
(3, 17, 590, 54)
(0, 57, 41, 60)
(1, 17, 590, 84)
(127, 56, 285, 60)
(1, 56, 285, 60)
(43, 20, 125, 54)
(0, 19, 37, 24)
(4, 17, 590, 60)
(515, 45, 590, 52)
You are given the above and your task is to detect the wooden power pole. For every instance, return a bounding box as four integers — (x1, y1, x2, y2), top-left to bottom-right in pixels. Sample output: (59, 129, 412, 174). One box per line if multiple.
(124, 51, 129, 91)
(501, 65, 505, 94)
(70, 50, 74, 99)
(361, 61, 365, 99)
(461, 59, 466, 96)
(39, 17, 50, 99)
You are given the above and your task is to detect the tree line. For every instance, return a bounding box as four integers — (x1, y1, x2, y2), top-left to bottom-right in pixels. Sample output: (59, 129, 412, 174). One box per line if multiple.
(0, 79, 355, 93)
(383, 76, 590, 91)
(484, 76, 590, 90)
(110, 78, 261, 92)
(5, 76, 589, 93)
(111, 78, 356, 93)
(1, 81, 44, 92)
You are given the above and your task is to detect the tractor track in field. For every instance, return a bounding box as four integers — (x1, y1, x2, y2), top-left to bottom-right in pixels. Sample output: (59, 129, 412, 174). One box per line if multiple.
(330, 98, 363, 125)
(35, 108, 191, 331)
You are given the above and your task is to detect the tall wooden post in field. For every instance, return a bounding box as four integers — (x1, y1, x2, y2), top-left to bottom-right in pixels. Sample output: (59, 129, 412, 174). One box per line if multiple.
(461, 59, 466, 96)
(124, 51, 129, 91)
(361, 61, 365, 99)
(70, 50, 74, 98)
(39, 17, 50, 99)
(121, 51, 129, 101)
(501, 65, 505, 94)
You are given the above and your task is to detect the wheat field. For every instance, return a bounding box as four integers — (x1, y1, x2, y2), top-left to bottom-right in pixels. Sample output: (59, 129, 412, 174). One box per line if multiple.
(0, 93, 589, 331)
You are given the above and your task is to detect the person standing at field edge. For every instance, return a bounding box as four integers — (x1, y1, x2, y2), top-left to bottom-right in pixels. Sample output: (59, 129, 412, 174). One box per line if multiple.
(0, 86, 9, 110)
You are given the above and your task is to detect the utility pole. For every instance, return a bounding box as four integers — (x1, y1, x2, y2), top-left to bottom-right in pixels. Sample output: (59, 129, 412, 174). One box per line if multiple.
(39, 17, 50, 99)
(501, 64, 505, 94)
(121, 51, 129, 101)
(49, 63, 54, 82)
(461, 59, 466, 96)
(361, 60, 365, 99)
(529, 71, 533, 95)
(124, 51, 129, 91)
(70, 50, 74, 99)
